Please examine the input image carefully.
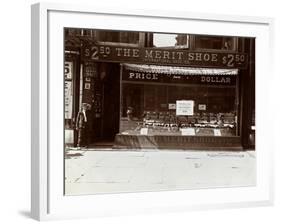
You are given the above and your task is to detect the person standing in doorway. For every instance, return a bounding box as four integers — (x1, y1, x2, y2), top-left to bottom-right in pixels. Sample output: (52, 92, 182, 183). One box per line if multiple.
(126, 106, 133, 121)
(76, 103, 89, 149)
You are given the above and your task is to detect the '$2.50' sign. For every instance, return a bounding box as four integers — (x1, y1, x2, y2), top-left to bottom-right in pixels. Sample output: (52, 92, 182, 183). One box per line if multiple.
(82, 44, 248, 69)
(222, 54, 246, 67)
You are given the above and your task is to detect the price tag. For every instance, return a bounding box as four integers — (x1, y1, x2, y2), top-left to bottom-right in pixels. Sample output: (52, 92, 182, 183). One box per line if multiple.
(168, 103, 176, 110)
(198, 104, 206, 110)
(213, 129, 222, 136)
(181, 128, 195, 136)
(140, 128, 148, 135)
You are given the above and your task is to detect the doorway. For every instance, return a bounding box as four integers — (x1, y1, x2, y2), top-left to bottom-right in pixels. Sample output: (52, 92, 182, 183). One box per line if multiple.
(91, 63, 120, 147)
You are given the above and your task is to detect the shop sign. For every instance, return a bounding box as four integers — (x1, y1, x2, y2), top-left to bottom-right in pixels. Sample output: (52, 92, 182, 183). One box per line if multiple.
(82, 44, 248, 69)
(84, 61, 98, 78)
(83, 62, 98, 105)
(176, 100, 194, 116)
(122, 70, 236, 86)
(200, 76, 231, 84)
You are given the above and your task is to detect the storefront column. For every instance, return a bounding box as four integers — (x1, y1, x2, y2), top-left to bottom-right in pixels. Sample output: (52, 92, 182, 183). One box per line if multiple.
(240, 38, 255, 149)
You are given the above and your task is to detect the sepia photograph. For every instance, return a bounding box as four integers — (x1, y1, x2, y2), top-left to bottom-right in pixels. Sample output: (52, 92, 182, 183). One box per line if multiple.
(64, 28, 255, 195)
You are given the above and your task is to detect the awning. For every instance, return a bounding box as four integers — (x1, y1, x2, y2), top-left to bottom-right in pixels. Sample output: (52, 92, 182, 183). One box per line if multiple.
(122, 63, 238, 76)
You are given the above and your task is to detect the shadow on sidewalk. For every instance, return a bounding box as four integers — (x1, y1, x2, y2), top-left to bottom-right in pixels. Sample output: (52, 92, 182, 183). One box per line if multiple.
(65, 151, 84, 159)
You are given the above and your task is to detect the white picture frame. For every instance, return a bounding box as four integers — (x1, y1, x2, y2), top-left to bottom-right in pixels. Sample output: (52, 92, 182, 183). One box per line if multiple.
(31, 2, 275, 221)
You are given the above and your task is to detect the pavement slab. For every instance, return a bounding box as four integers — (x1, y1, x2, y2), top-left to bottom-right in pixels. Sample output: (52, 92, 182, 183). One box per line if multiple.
(64, 150, 256, 195)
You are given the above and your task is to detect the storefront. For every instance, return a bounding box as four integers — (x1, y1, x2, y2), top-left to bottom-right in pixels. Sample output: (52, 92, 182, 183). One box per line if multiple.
(64, 29, 255, 150)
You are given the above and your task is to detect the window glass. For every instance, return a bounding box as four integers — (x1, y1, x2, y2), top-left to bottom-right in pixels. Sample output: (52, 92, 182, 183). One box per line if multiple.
(97, 31, 139, 44)
(195, 35, 235, 50)
(153, 33, 189, 48)
(121, 81, 238, 137)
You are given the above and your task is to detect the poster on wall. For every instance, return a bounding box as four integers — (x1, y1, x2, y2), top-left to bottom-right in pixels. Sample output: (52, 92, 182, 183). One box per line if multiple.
(176, 100, 194, 116)
(64, 61, 73, 80)
(64, 61, 73, 120)
(64, 81, 73, 119)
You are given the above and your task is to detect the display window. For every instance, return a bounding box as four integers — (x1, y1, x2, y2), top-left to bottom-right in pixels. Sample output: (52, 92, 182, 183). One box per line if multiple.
(120, 64, 239, 137)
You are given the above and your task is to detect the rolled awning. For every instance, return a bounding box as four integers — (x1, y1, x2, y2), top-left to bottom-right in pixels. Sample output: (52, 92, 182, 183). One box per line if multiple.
(122, 63, 238, 76)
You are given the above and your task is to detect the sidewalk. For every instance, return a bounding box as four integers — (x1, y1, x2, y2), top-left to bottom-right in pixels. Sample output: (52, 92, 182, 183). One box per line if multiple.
(65, 149, 256, 195)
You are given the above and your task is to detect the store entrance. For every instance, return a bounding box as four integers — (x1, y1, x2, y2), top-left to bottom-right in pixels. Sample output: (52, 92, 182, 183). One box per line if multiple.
(97, 64, 120, 146)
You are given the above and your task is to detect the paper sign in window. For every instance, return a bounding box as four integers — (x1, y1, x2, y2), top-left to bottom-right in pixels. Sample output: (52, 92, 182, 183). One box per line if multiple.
(176, 100, 194, 116)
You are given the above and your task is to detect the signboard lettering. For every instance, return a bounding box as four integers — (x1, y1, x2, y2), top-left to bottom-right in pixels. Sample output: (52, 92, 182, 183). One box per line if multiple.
(123, 70, 236, 86)
(128, 72, 159, 80)
(82, 44, 248, 69)
(201, 76, 231, 84)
